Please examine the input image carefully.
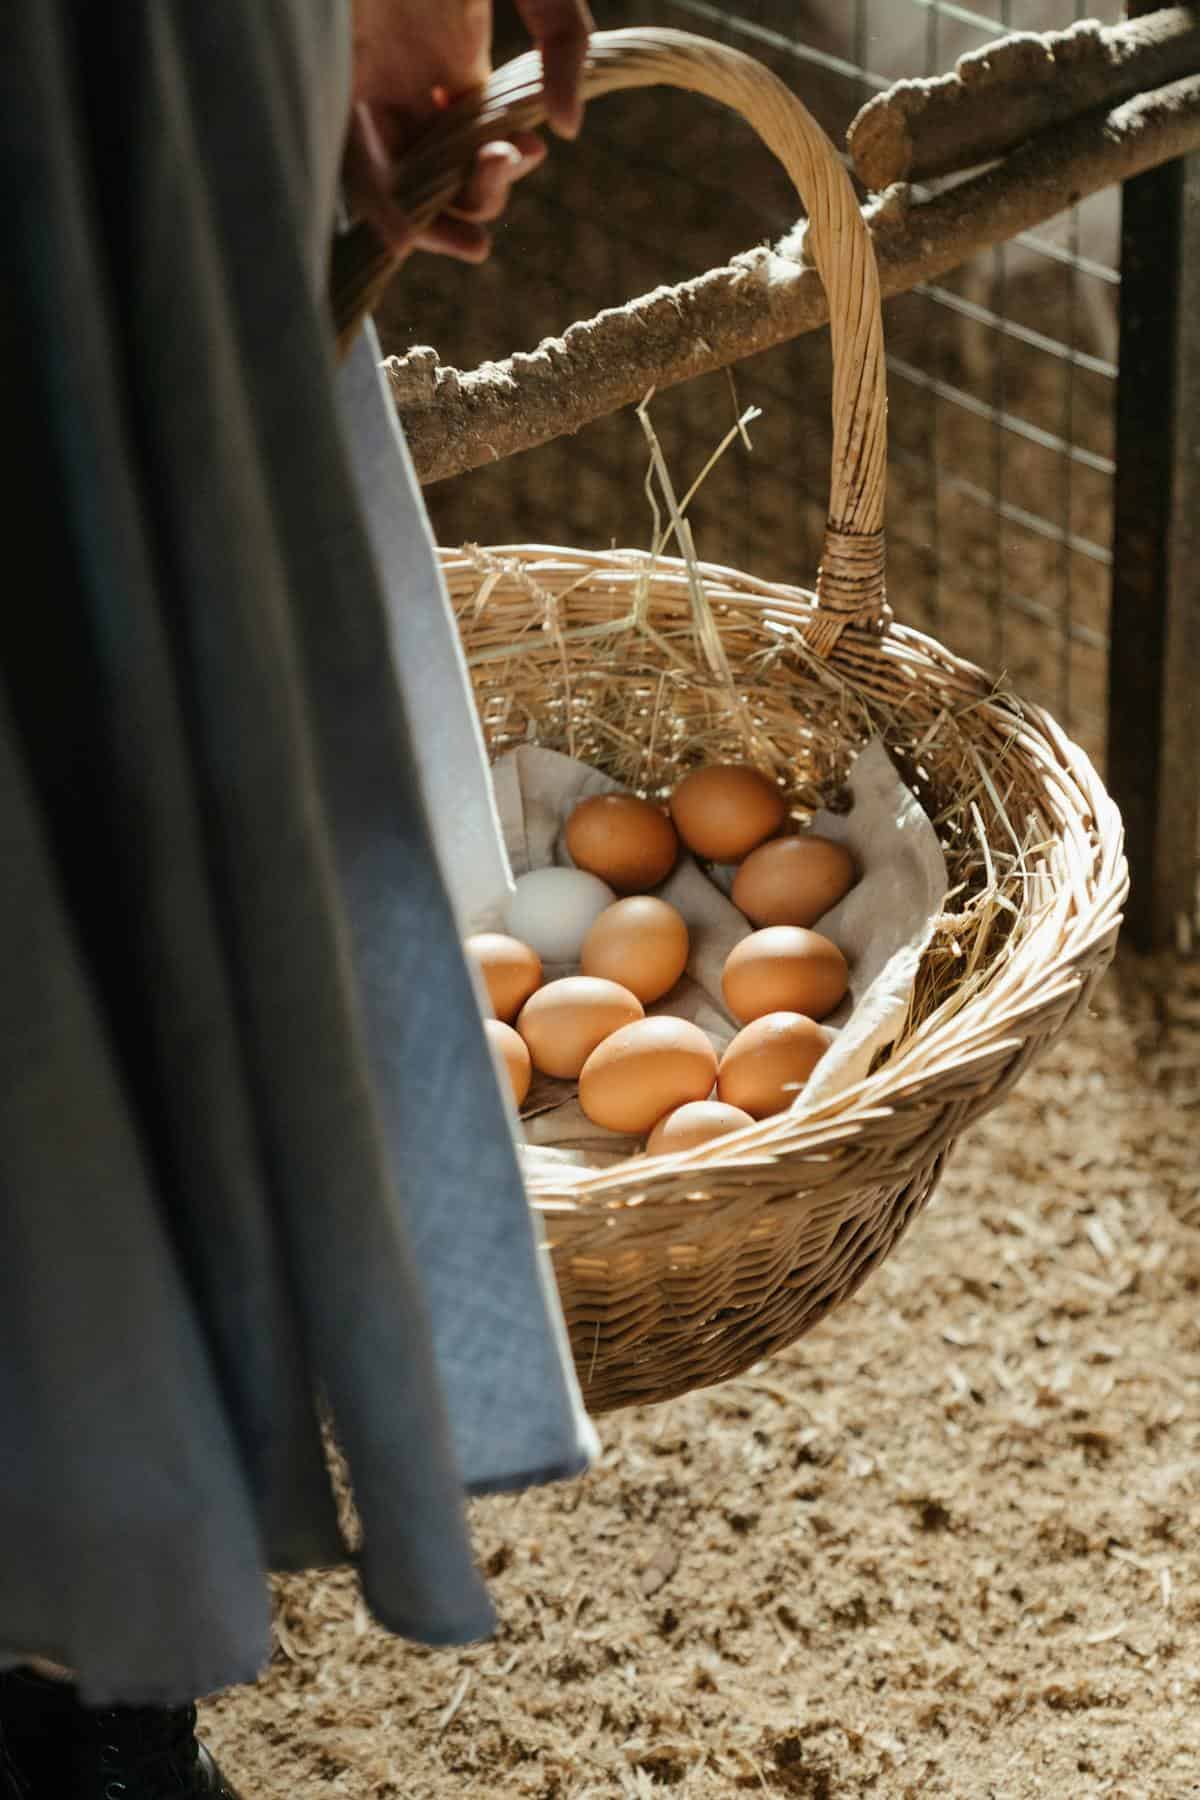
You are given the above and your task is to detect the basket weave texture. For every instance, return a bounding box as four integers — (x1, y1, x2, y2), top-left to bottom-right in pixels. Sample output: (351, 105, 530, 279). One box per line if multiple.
(344, 31, 1128, 1414)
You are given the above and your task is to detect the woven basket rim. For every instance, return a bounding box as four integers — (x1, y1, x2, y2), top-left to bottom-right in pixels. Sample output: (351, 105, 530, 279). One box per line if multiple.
(444, 544, 1128, 1210)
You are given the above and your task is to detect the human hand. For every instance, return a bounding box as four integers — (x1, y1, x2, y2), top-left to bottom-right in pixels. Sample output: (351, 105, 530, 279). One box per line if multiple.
(345, 0, 594, 264)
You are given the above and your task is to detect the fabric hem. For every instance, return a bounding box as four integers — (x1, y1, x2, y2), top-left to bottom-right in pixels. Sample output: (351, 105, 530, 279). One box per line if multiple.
(1, 1646, 271, 1711)
(464, 1448, 594, 1499)
(365, 1601, 497, 1649)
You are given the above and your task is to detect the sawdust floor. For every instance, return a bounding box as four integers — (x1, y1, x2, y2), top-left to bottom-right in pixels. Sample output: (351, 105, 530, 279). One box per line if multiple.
(202, 950, 1200, 1799)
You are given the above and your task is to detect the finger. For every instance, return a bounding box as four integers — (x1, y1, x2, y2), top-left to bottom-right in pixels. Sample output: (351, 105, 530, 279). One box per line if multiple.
(448, 137, 545, 223)
(414, 215, 493, 263)
(342, 102, 418, 255)
(501, 128, 548, 167)
(511, 0, 594, 138)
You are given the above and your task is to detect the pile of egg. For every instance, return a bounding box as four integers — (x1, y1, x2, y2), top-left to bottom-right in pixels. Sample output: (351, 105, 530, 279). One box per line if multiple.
(466, 764, 857, 1155)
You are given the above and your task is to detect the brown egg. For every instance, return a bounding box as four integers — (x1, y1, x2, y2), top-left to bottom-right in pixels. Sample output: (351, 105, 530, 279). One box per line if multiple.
(645, 1100, 756, 1156)
(722, 927, 849, 1024)
(485, 1018, 531, 1107)
(668, 764, 786, 862)
(464, 932, 543, 1023)
(717, 1012, 828, 1118)
(565, 793, 678, 893)
(579, 1017, 719, 1134)
(516, 976, 643, 1080)
(580, 896, 690, 1004)
(731, 834, 856, 929)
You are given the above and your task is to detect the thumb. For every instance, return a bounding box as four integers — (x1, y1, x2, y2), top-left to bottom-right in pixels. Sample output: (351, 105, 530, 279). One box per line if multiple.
(342, 101, 419, 255)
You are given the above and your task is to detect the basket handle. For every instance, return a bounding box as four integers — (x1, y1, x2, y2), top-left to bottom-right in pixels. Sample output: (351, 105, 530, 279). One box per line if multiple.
(331, 27, 889, 651)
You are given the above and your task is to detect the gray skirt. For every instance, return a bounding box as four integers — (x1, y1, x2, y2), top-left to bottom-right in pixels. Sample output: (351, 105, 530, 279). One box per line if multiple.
(0, 0, 591, 1707)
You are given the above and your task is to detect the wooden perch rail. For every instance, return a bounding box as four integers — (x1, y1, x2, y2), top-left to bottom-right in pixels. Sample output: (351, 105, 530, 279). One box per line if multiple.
(393, 75, 1200, 487)
(849, 4, 1200, 188)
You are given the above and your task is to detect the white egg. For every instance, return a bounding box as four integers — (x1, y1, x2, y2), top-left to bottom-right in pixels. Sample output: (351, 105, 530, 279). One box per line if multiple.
(505, 868, 617, 963)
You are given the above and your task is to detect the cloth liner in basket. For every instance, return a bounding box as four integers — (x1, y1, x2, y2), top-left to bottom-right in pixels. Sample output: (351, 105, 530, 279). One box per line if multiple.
(334, 29, 1128, 1415)
(489, 738, 948, 1165)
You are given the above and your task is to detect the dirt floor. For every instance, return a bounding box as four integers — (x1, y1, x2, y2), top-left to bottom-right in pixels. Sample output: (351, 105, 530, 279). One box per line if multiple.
(203, 950, 1200, 1799)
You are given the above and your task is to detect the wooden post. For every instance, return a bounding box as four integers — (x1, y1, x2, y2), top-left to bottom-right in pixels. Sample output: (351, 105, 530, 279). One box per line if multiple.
(1107, 130, 1200, 952)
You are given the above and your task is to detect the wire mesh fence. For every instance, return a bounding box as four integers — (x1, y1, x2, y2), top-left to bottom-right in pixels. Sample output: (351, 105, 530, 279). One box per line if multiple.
(375, 0, 1124, 771)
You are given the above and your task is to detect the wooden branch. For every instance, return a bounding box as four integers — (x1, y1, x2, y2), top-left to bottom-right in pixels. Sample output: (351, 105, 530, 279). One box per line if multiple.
(394, 77, 1200, 487)
(848, 5, 1200, 189)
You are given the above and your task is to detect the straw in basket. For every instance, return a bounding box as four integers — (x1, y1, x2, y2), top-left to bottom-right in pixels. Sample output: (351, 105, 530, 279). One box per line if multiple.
(332, 29, 1128, 1415)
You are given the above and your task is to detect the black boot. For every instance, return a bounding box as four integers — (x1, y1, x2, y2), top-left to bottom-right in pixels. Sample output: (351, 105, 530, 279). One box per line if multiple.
(0, 1669, 242, 1798)
(68, 1700, 243, 1799)
(0, 1724, 31, 1800)
(0, 1670, 70, 1795)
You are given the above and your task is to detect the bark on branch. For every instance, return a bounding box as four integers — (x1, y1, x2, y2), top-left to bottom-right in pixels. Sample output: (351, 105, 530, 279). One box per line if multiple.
(848, 4, 1200, 189)
(394, 77, 1200, 488)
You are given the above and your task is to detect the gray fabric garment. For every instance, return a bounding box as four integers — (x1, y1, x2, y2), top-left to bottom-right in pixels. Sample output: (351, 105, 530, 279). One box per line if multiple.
(0, 0, 590, 1708)
(335, 329, 600, 1495)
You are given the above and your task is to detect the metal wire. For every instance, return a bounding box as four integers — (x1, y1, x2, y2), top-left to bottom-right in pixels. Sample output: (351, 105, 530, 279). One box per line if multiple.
(917, 283, 1118, 378)
(989, 0, 1012, 682)
(886, 356, 1114, 478)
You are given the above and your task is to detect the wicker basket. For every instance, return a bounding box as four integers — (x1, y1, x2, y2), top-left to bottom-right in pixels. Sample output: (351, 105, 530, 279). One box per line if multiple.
(335, 30, 1128, 1415)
